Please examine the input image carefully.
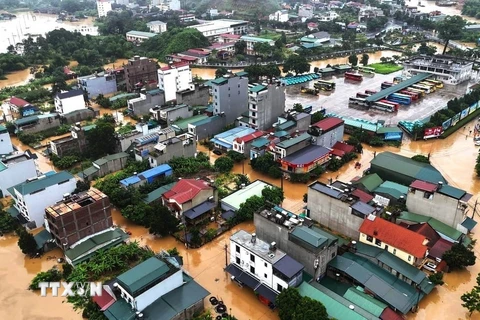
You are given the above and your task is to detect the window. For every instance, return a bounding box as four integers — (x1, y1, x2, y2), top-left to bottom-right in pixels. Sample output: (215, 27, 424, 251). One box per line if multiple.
(393, 249, 397, 254)
(250, 254, 255, 262)
(408, 255, 411, 261)
(250, 266, 255, 274)
(264, 262, 267, 267)
(366, 235, 373, 242)
(331, 252, 336, 258)
(277, 284, 284, 292)
(236, 257, 240, 264)
(236, 245, 240, 253)
(375, 239, 382, 246)
(385, 245, 389, 252)
(264, 273, 267, 278)
(424, 192, 433, 200)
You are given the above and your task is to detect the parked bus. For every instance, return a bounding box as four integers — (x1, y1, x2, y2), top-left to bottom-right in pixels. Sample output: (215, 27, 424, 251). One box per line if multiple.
(372, 101, 397, 112)
(349, 97, 368, 107)
(345, 72, 363, 82)
(381, 81, 394, 89)
(358, 66, 375, 74)
(380, 99, 400, 111)
(365, 89, 377, 95)
(406, 87, 425, 97)
(425, 79, 444, 88)
(393, 76, 403, 83)
(356, 92, 370, 98)
(411, 84, 431, 94)
(419, 82, 436, 92)
(388, 93, 412, 105)
(400, 90, 420, 101)
(314, 80, 336, 91)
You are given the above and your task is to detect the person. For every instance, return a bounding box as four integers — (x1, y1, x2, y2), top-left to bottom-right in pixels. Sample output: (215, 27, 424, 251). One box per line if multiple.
(470, 130, 473, 135)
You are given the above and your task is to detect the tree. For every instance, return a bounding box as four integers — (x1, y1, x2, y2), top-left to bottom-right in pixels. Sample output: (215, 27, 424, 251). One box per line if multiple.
(214, 156, 234, 173)
(283, 55, 311, 75)
(262, 186, 284, 206)
(462, 287, 480, 317)
(281, 31, 287, 44)
(411, 155, 430, 163)
(276, 287, 329, 320)
(29, 268, 62, 290)
(234, 40, 247, 55)
(73, 180, 90, 194)
(149, 204, 178, 236)
(0, 210, 17, 234)
(17, 227, 38, 256)
(215, 67, 228, 78)
(428, 272, 445, 286)
(86, 121, 117, 159)
(443, 243, 476, 270)
(361, 53, 369, 66)
(348, 54, 358, 67)
(417, 42, 437, 56)
(95, 94, 112, 108)
(227, 150, 246, 162)
(437, 16, 466, 54)
(293, 103, 304, 112)
(311, 110, 325, 124)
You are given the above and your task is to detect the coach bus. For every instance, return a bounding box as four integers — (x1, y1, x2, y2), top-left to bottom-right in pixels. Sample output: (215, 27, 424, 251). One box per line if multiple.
(356, 92, 370, 98)
(314, 80, 336, 91)
(388, 93, 411, 105)
(425, 79, 443, 88)
(399, 90, 420, 101)
(411, 84, 431, 94)
(381, 81, 394, 89)
(419, 82, 436, 92)
(345, 72, 363, 82)
(380, 99, 400, 111)
(372, 101, 397, 112)
(365, 89, 377, 95)
(406, 87, 425, 97)
(348, 97, 368, 107)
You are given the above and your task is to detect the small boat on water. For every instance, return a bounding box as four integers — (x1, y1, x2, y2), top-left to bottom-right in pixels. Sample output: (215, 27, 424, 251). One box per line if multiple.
(436, 1, 457, 6)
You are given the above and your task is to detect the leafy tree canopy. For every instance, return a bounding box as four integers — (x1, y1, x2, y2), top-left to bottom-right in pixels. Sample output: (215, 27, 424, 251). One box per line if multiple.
(283, 55, 311, 75)
(215, 156, 234, 173)
(443, 243, 476, 270)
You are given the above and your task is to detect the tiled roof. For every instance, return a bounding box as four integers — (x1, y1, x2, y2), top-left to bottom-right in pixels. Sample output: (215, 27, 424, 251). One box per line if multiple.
(9, 96, 29, 107)
(407, 223, 440, 248)
(163, 179, 212, 204)
(410, 180, 437, 193)
(312, 117, 344, 132)
(352, 189, 374, 203)
(331, 141, 354, 157)
(359, 216, 428, 259)
(235, 131, 264, 143)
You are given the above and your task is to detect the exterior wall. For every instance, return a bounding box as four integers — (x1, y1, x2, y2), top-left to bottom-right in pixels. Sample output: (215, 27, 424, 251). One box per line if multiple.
(124, 58, 159, 92)
(181, 189, 214, 214)
(62, 108, 97, 124)
(307, 187, 362, 239)
(406, 188, 464, 228)
(78, 74, 117, 98)
(96, 0, 112, 17)
(149, 139, 196, 167)
(148, 23, 167, 33)
(315, 125, 345, 148)
(0, 159, 37, 197)
(50, 138, 78, 157)
(212, 76, 248, 124)
(128, 92, 165, 116)
(249, 85, 285, 131)
(55, 95, 85, 114)
(188, 116, 226, 140)
(176, 84, 210, 106)
(277, 139, 311, 158)
(230, 240, 274, 288)
(359, 232, 422, 265)
(136, 270, 183, 311)
(16, 115, 61, 134)
(158, 65, 192, 102)
(153, 105, 193, 125)
(0, 130, 13, 154)
(99, 157, 128, 176)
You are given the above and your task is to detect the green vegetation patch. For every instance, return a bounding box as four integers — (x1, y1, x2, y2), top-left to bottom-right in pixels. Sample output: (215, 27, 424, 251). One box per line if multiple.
(369, 63, 404, 74)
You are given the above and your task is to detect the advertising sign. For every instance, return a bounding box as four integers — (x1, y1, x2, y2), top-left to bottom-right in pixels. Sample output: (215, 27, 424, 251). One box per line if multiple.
(424, 126, 443, 139)
(470, 102, 478, 114)
(442, 118, 452, 131)
(461, 108, 469, 120)
(452, 113, 461, 126)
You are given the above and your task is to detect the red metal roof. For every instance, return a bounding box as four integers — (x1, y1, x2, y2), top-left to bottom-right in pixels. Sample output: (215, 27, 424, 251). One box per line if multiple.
(63, 66, 75, 75)
(163, 179, 212, 204)
(160, 62, 190, 71)
(380, 307, 404, 320)
(359, 217, 428, 259)
(352, 189, 374, 203)
(219, 33, 241, 39)
(410, 180, 437, 193)
(9, 96, 29, 107)
(428, 238, 453, 260)
(331, 141, 354, 157)
(407, 223, 440, 248)
(93, 289, 116, 311)
(312, 117, 344, 132)
(235, 131, 264, 143)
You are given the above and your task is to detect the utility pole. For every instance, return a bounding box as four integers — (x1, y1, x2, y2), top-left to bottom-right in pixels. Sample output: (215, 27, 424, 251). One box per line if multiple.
(280, 173, 284, 191)
(473, 199, 478, 219)
(224, 243, 228, 268)
(242, 160, 245, 175)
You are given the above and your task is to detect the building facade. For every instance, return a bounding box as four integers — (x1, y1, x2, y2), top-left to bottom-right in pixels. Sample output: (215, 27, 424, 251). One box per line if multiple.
(124, 56, 159, 92)
(157, 63, 193, 102)
(125, 31, 157, 43)
(309, 117, 345, 148)
(247, 84, 285, 131)
(271, 132, 312, 160)
(268, 10, 289, 22)
(150, 104, 192, 125)
(0, 152, 37, 198)
(0, 124, 13, 155)
(403, 55, 473, 85)
(240, 36, 275, 55)
(147, 20, 167, 33)
(77, 72, 117, 99)
(50, 123, 94, 157)
(13, 113, 61, 134)
(96, 0, 112, 17)
(211, 72, 249, 124)
(54, 90, 86, 115)
(127, 88, 165, 116)
(187, 19, 248, 39)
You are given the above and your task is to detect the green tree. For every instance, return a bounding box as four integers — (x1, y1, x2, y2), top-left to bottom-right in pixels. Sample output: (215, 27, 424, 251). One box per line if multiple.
(348, 54, 358, 67)
(148, 204, 178, 236)
(311, 110, 325, 124)
(29, 268, 62, 290)
(215, 67, 228, 78)
(214, 156, 234, 173)
(283, 55, 311, 75)
(17, 227, 38, 256)
(462, 287, 480, 317)
(361, 53, 369, 66)
(95, 94, 112, 108)
(226, 150, 246, 162)
(234, 40, 247, 55)
(262, 186, 285, 206)
(293, 103, 304, 112)
(86, 121, 117, 158)
(428, 272, 445, 286)
(73, 180, 90, 194)
(411, 154, 430, 163)
(281, 31, 287, 44)
(234, 174, 250, 188)
(253, 42, 273, 57)
(437, 16, 466, 54)
(417, 42, 437, 56)
(0, 210, 17, 234)
(276, 287, 329, 320)
(443, 243, 476, 270)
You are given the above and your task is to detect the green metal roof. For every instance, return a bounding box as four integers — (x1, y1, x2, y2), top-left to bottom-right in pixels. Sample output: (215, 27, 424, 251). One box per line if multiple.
(83, 124, 96, 132)
(104, 152, 129, 161)
(160, 279, 210, 313)
(290, 226, 328, 249)
(34, 229, 53, 250)
(0, 124, 7, 133)
(117, 257, 171, 296)
(251, 137, 270, 148)
(14, 115, 39, 126)
(298, 282, 368, 320)
(211, 77, 228, 85)
(276, 133, 311, 149)
(0, 161, 7, 172)
(334, 64, 352, 70)
(437, 185, 466, 200)
(236, 71, 248, 77)
(399, 211, 463, 241)
(93, 158, 108, 166)
(343, 287, 387, 317)
(310, 226, 339, 247)
(376, 126, 402, 134)
(11, 171, 74, 196)
(190, 115, 220, 127)
(276, 120, 296, 131)
(249, 85, 267, 93)
(366, 73, 431, 103)
(221, 180, 272, 211)
(173, 115, 208, 130)
(274, 130, 289, 138)
(354, 173, 383, 192)
(143, 182, 176, 204)
(373, 181, 408, 199)
(78, 166, 99, 179)
(240, 36, 274, 43)
(104, 299, 136, 320)
(126, 30, 157, 38)
(319, 67, 335, 73)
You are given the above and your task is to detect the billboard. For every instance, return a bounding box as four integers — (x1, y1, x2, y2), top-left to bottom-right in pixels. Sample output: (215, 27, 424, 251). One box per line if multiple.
(452, 112, 461, 126)
(424, 126, 443, 139)
(461, 108, 469, 120)
(442, 118, 452, 131)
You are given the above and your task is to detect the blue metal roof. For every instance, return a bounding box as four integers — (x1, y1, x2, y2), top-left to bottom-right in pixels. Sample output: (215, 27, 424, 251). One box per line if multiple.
(365, 73, 431, 103)
(273, 255, 304, 278)
(141, 164, 173, 180)
(210, 138, 232, 149)
(462, 217, 477, 231)
(183, 201, 215, 220)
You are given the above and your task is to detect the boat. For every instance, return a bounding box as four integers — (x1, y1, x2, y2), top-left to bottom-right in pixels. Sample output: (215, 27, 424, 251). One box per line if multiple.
(436, 1, 457, 6)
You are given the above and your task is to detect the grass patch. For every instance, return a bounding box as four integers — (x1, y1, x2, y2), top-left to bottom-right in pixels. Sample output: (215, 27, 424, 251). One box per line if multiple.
(257, 30, 281, 40)
(440, 108, 480, 138)
(369, 63, 404, 74)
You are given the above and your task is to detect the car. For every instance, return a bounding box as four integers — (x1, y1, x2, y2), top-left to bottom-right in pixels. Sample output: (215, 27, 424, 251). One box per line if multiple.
(423, 262, 437, 272)
(213, 150, 222, 156)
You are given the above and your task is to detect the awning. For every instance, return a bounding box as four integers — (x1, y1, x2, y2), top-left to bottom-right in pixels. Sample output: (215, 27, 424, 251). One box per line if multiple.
(255, 284, 278, 303)
(184, 201, 215, 220)
(225, 264, 260, 290)
(461, 217, 477, 231)
(221, 210, 236, 220)
(210, 138, 231, 149)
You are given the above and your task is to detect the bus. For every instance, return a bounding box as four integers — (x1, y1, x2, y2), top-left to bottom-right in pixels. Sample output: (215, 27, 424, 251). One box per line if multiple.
(388, 93, 412, 105)
(358, 66, 375, 74)
(348, 97, 368, 107)
(425, 79, 444, 88)
(365, 89, 377, 95)
(393, 76, 403, 83)
(314, 80, 336, 91)
(381, 82, 394, 89)
(399, 90, 420, 101)
(372, 101, 397, 112)
(356, 92, 370, 98)
(406, 87, 425, 97)
(419, 82, 436, 92)
(379, 99, 400, 111)
(411, 84, 431, 94)
(345, 72, 363, 82)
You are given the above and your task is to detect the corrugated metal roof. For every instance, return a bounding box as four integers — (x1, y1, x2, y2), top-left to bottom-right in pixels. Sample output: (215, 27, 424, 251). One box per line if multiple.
(366, 73, 431, 102)
(281, 145, 330, 165)
(221, 180, 272, 211)
(374, 181, 408, 199)
(11, 171, 74, 195)
(183, 200, 215, 220)
(251, 137, 270, 148)
(398, 211, 463, 241)
(104, 300, 136, 320)
(343, 287, 387, 317)
(143, 182, 176, 204)
(273, 255, 304, 278)
(117, 257, 170, 296)
(249, 84, 267, 93)
(290, 226, 328, 249)
(376, 126, 402, 134)
(126, 30, 157, 37)
(354, 174, 383, 192)
(437, 185, 466, 199)
(461, 217, 477, 231)
(276, 133, 311, 149)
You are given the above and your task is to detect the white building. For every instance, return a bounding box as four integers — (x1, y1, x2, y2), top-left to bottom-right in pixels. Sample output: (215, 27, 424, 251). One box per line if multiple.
(8, 171, 76, 228)
(54, 89, 86, 115)
(269, 10, 289, 22)
(115, 0, 129, 5)
(157, 63, 193, 102)
(147, 21, 167, 34)
(0, 152, 37, 198)
(226, 230, 304, 303)
(403, 55, 473, 85)
(240, 36, 275, 55)
(0, 124, 13, 155)
(169, 0, 181, 10)
(126, 30, 157, 43)
(188, 19, 248, 39)
(96, 0, 112, 18)
(318, 11, 339, 21)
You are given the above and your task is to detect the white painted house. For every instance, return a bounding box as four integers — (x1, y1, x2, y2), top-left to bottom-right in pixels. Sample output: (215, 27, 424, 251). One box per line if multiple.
(8, 171, 76, 228)
(0, 152, 37, 198)
(157, 62, 193, 102)
(96, 0, 112, 17)
(226, 230, 304, 303)
(54, 89, 86, 115)
(147, 20, 167, 34)
(0, 124, 13, 155)
(269, 10, 289, 22)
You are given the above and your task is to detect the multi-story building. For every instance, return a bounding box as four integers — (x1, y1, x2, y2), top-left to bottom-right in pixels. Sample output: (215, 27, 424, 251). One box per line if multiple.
(232, 130, 265, 156)
(150, 104, 192, 125)
(188, 19, 248, 39)
(44, 188, 113, 248)
(147, 133, 196, 168)
(280, 145, 331, 174)
(127, 88, 165, 116)
(77, 72, 117, 99)
(240, 36, 275, 55)
(0, 152, 37, 198)
(226, 230, 304, 305)
(96, 0, 112, 17)
(8, 171, 77, 228)
(169, 0, 181, 10)
(211, 71, 249, 124)
(124, 56, 158, 92)
(0, 124, 13, 155)
(54, 89, 86, 115)
(211, 127, 256, 152)
(308, 117, 345, 148)
(50, 123, 95, 157)
(318, 11, 339, 21)
(12, 113, 61, 134)
(247, 83, 285, 131)
(271, 132, 312, 160)
(298, 5, 314, 18)
(359, 214, 429, 266)
(254, 207, 338, 279)
(157, 63, 193, 102)
(307, 181, 381, 239)
(125, 31, 157, 43)
(403, 55, 473, 85)
(146, 20, 167, 33)
(268, 10, 289, 22)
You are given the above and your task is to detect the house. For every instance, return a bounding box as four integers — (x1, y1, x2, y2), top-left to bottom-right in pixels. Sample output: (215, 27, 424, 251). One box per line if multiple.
(150, 104, 192, 125)
(127, 88, 165, 116)
(246, 83, 286, 130)
(176, 49, 210, 64)
(300, 32, 331, 48)
(3, 96, 29, 113)
(359, 215, 429, 266)
(369, 151, 447, 186)
(210, 71, 249, 125)
(0, 152, 37, 198)
(147, 20, 167, 33)
(226, 230, 304, 305)
(358, 6, 385, 23)
(373, 180, 408, 206)
(13, 113, 61, 134)
(44, 188, 113, 249)
(50, 123, 95, 157)
(403, 55, 472, 85)
(250, 137, 274, 160)
(232, 130, 265, 156)
(211, 126, 256, 152)
(309, 117, 345, 148)
(77, 72, 117, 99)
(307, 181, 381, 239)
(78, 152, 129, 182)
(0, 124, 13, 155)
(100, 256, 210, 319)
(330, 141, 355, 159)
(175, 83, 210, 106)
(280, 145, 331, 174)
(54, 89, 86, 115)
(162, 179, 215, 222)
(255, 208, 339, 279)
(187, 19, 248, 39)
(179, 13, 196, 23)
(186, 115, 227, 141)
(269, 10, 289, 22)
(217, 33, 241, 43)
(157, 63, 193, 102)
(96, 0, 112, 17)
(140, 133, 196, 168)
(352, 173, 384, 193)
(298, 5, 314, 18)
(318, 11, 339, 21)
(240, 36, 275, 55)
(126, 30, 157, 43)
(271, 132, 312, 160)
(120, 164, 173, 188)
(268, 112, 311, 136)
(124, 56, 158, 92)
(143, 182, 176, 205)
(8, 171, 77, 229)
(221, 180, 274, 212)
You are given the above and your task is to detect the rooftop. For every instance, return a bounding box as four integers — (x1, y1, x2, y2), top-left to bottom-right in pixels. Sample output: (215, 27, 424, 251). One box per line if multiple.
(9, 171, 74, 196)
(240, 35, 274, 43)
(147, 20, 166, 25)
(351, 201, 376, 217)
(221, 180, 273, 211)
(249, 84, 267, 93)
(188, 19, 248, 33)
(45, 188, 108, 217)
(231, 229, 286, 264)
(143, 182, 176, 204)
(309, 181, 343, 199)
(398, 211, 463, 241)
(173, 114, 208, 131)
(290, 226, 328, 250)
(183, 200, 216, 220)
(251, 137, 270, 148)
(352, 189, 374, 203)
(343, 287, 387, 318)
(366, 73, 431, 103)
(272, 255, 304, 279)
(120, 164, 173, 187)
(163, 179, 212, 204)
(56, 89, 84, 100)
(276, 133, 311, 149)
(373, 181, 408, 199)
(9, 96, 29, 107)
(126, 30, 157, 38)
(235, 131, 264, 143)
(327, 114, 382, 132)
(281, 145, 331, 165)
(410, 180, 437, 193)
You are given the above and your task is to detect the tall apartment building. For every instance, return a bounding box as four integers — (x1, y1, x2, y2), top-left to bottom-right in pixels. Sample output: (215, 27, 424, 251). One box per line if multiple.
(403, 55, 473, 85)
(211, 71, 249, 125)
(248, 83, 285, 131)
(0, 124, 13, 155)
(124, 56, 158, 92)
(157, 63, 193, 102)
(96, 0, 112, 17)
(44, 188, 113, 249)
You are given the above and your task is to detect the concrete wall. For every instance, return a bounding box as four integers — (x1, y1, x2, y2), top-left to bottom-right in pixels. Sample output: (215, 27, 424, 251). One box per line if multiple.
(212, 76, 248, 124)
(62, 108, 97, 124)
(98, 156, 129, 176)
(136, 269, 183, 311)
(149, 139, 196, 167)
(117, 131, 144, 152)
(251, 85, 285, 131)
(128, 92, 165, 116)
(78, 74, 117, 98)
(56, 95, 86, 114)
(307, 187, 362, 239)
(188, 116, 226, 140)
(17, 115, 61, 134)
(0, 130, 13, 154)
(0, 158, 37, 197)
(280, 139, 311, 157)
(315, 125, 344, 148)
(176, 84, 210, 106)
